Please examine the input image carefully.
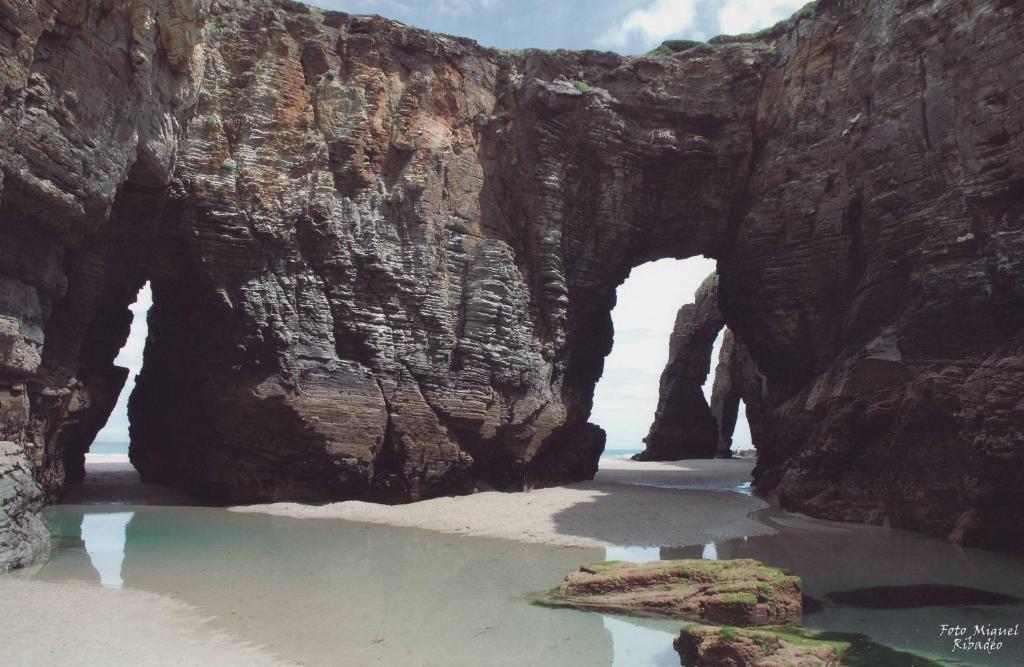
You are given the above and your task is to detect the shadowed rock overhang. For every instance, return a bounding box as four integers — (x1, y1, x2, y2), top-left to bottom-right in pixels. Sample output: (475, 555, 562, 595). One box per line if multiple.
(0, 0, 1022, 565)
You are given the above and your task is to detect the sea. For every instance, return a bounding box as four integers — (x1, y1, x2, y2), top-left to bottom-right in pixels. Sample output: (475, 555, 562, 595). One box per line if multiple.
(88, 442, 129, 456)
(601, 448, 642, 460)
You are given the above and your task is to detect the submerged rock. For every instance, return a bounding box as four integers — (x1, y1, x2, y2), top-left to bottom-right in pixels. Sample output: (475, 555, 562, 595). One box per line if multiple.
(674, 624, 845, 667)
(534, 559, 802, 626)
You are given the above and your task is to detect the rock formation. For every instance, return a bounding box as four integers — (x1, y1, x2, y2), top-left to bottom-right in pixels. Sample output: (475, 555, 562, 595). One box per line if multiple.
(709, 330, 767, 457)
(1, 0, 1022, 564)
(535, 558, 802, 627)
(0, 441, 49, 571)
(722, 1, 1024, 551)
(637, 274, 724, 460)
(675, 625, 844, 667)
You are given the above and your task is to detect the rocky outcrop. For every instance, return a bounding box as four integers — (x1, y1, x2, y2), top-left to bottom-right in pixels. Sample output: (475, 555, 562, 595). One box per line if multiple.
(722, 1, 1024, 549)
(3, 0, 772, 506)
(0, 0, 1022, 553)
(636, 274, 724, 460)
(534, 559, 802, 626)
(0, 441, 49, 571)
(675, 625, 844, 667)
(709, 330, 767, 457)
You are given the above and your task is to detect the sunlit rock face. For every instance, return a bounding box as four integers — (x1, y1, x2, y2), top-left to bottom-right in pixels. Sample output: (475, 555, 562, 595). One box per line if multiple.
(0, 0, 1022, 559)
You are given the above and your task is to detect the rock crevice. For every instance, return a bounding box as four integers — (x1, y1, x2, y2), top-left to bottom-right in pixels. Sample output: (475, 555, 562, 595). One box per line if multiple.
(1, 0, 1022, 562)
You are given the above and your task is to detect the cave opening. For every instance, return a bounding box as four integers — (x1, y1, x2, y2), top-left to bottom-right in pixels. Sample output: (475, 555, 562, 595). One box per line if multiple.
(591, 257, 757, 465)
(57, 282, 154, 503)
(89, 281, 151, 464)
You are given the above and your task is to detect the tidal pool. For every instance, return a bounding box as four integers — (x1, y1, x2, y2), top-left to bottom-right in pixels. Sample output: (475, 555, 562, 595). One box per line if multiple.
(31, 505, 681, 666)
(15, 501, 1024, 666)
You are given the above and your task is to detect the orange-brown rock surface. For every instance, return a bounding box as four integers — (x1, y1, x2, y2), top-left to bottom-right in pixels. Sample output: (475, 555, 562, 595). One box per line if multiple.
(535, 559, 803, 627)
(674, 624, 844, 667)
(1, 0, 1022, 566)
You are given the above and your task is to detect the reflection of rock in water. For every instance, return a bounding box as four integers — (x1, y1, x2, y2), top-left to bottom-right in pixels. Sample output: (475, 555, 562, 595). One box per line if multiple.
(602, 616, 679, 667)
(79, 512, 134, 588)
(827, 584, 1022, 609)
(116, 506, 617, 665)
(658, 512, 1024, 666)
(37, 508, 99, 585)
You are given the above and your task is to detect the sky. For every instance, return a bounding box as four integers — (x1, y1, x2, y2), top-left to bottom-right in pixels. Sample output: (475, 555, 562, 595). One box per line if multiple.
(94, 0, 799, 447)
(591, 258, 752, 453)
(311, 0, 809, 54)
(94, 284, 151, 443)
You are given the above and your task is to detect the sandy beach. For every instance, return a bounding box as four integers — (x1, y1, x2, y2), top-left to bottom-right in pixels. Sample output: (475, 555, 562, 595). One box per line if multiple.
(0, 458, 767, 667)
(231, 458, 769, 548)
(0, 579, 287, 666)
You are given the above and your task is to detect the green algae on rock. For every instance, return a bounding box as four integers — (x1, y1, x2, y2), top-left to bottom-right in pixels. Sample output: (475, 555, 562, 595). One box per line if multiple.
(675, 624, 846, 667)
(533, 559, 802, 626)
(675, 624, 949, 667)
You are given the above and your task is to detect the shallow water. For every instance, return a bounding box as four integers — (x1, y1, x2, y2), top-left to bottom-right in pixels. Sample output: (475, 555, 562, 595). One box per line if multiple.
(15, 496, 1024, 666)
(657, 509, 1024, 666)
(31, 505, 680, 666)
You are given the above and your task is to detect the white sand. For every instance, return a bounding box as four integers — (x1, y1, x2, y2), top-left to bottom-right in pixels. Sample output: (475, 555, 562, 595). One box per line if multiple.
(232, 459, 770, 548)
(0, 579, 289, 666)
(84, 452, 130, 464)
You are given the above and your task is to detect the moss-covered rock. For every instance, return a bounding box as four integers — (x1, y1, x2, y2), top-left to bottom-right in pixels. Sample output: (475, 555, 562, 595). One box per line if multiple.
(675, 624, 846, 667)
(533, 559, 802, 626)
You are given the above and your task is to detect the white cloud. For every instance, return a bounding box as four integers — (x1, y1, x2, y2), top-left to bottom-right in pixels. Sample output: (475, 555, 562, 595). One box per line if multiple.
(598, 0, 697, 49)
(717, 0, 807, 35)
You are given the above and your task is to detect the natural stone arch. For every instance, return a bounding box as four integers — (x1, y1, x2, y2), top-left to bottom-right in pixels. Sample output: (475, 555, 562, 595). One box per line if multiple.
(636, 273, 724, 461)
(0, 0, 1022, 560)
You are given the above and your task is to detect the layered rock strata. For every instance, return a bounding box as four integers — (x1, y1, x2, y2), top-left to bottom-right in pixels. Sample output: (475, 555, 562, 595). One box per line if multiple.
(709, 330, 767, 457)
(0, 441, 49, 571)
(674, 625, 844, 667)
(637, 274, 724, 460)
(535, 559, 803, 627)
(0, 0, 1021, 559)
(725, 1, 1024, 550)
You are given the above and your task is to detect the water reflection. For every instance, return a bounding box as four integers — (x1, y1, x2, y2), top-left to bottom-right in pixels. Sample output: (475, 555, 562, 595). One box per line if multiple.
(602, 616, 679, 667)
(38, 506, 624, 666)
(29, 504, 1024, 666)
(605, 545, 661, 563)
(660, 510, 1024, 666)
(80, 512, 134, 587)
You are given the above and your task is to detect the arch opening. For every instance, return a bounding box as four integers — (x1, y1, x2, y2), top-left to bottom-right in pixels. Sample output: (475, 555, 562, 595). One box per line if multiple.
(590, 256, 717, 461)
(590, 256, 762, 467)
(88, 282, 151, 468)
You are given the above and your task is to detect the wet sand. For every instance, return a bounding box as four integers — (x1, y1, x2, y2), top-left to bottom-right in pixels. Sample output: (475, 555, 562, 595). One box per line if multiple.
(7, 457, 1024, 666)
(0, 578, 287, 666)
(230, 459, 770, 548)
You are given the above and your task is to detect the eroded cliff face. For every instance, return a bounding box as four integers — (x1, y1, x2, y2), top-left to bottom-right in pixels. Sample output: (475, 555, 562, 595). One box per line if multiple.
(723, 0, 1024, 550)
(0, 0, 1021, 562)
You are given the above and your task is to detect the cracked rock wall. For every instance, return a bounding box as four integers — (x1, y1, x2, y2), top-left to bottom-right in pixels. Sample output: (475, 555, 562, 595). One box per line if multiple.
(0, 0, 1022, 561)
